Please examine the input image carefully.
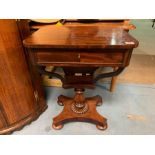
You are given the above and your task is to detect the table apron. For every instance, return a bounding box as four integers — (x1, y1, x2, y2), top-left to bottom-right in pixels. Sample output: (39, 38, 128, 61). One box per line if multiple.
(32, 49, 132, 67)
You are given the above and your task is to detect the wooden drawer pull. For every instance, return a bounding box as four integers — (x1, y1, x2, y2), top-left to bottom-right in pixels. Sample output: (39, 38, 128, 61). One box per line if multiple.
(78, 53, 81, 59)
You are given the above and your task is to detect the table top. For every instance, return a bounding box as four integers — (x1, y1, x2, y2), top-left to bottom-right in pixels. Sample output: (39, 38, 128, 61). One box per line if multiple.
(23, 26, 139, 49)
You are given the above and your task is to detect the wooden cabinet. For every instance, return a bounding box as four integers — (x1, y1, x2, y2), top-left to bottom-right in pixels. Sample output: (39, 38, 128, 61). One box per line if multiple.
(0, 20, 47, 134)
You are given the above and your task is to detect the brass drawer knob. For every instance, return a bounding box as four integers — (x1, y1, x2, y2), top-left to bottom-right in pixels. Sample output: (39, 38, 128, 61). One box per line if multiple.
(78, 53, 81, 59)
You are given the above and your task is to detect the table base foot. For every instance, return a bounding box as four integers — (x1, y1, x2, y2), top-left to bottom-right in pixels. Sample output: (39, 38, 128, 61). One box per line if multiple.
(96, 123, 108, 130)
(52, 93, 107, 131)
(52, 123, 64, 130)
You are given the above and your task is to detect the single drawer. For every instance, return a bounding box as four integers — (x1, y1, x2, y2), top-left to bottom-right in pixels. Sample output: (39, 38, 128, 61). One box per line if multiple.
(35, 49, 131, 67)
(80, 52, 124, 65)
(36, 51, 79, 64)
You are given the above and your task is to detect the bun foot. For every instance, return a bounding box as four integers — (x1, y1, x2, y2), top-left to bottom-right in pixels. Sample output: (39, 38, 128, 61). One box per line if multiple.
(95, 95, 103, 106)
(96, 123, 107, 130)
(57, 101, 64, 106)
(52, 123, 63, 130)
(57, 95, 72, 106)
(96, 102, 103, 106)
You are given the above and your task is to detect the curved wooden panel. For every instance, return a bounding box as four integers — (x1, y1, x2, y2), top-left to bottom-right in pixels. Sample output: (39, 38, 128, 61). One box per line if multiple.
(0, 19, 47, 134)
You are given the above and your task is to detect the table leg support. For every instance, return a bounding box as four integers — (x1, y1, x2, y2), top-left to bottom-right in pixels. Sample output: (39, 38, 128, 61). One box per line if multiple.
(110, 67, 118, 92)
(52, 89, 107, 130)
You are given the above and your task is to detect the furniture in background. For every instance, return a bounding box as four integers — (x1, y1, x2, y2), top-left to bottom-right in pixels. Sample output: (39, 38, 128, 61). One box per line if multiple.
(0, 20, 47, 134)
(29, 19, 135, 31)
(23, 26, 138, 130)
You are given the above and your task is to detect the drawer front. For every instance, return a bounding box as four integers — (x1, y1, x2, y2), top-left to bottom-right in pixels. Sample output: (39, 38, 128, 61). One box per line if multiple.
(36, 51, 79, 64)
(35, 49, 131, 67)
(80, 52, 124, 65)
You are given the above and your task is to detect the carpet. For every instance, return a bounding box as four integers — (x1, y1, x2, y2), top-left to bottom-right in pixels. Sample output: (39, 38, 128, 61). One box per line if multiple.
(117, 54, 155, 84)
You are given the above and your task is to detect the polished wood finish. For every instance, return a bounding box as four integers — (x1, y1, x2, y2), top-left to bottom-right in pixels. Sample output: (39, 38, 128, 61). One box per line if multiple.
(17, 19, 47, 111)
(53, 89, 107, 130)
(0, 20, 47, 134)
(24, 26, 138, 130)
(35, 49, 131, 67)
(28, 19, 136, 91)
(24, 26, 138, 49)
(110, 67, 118, 92)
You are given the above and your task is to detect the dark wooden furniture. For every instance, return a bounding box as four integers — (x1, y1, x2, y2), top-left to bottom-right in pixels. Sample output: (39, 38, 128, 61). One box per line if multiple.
(29, 19, 136, 92)
(24, 26, 138, 130)
(0, 19, 47, 134)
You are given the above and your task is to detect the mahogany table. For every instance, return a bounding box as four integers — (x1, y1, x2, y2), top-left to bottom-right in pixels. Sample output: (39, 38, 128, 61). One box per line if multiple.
(23, 26, 138, 130)
(29, 19, 136, 92)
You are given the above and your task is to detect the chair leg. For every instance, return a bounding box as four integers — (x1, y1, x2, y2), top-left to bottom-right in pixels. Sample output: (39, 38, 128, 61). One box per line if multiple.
(110, 67, 118, 92)
(152, 19, 155, 28)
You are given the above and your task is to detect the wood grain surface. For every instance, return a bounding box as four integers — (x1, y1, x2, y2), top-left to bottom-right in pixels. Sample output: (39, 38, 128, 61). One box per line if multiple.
(24, 24, 138, 130)
(0, 19, 47, 134)
(23, 26, 138, 49)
